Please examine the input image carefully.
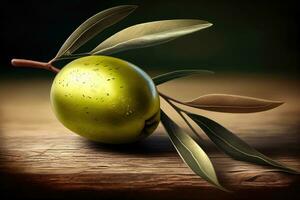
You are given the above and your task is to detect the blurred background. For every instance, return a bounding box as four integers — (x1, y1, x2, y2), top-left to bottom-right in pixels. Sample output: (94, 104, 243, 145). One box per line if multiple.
(0, 0, 299, 78)
(1, 1, 300, 198)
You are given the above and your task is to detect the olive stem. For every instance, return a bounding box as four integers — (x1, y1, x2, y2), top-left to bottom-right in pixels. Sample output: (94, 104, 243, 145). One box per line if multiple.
(11, 58, 60, 73)
(158, 92, 184, 105)
(159, 93, 204, 141)
(50, 52, 91, 63)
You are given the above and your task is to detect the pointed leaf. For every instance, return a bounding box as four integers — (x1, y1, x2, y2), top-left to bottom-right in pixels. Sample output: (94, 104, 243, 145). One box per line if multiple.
(91, 19, 212, 55)
(152, 70, 214, 85)
(187, 113, 299, 174)
(55, 5, 137, 59)
(160, 111, 228, 191)
(184, 94, 284, 113)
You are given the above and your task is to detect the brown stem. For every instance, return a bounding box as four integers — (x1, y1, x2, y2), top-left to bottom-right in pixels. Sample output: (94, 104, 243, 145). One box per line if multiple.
(158, 91, 184, 105)
(11, 58, 60, 73)
(162, 95, 204, 141)
(50, 53, 90, 63)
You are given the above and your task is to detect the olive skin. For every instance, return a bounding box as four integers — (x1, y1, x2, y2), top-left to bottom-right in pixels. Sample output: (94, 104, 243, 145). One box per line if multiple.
(50, 55, 160, 144)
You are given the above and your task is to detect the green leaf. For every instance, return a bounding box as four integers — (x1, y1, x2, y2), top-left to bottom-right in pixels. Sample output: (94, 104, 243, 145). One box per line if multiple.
(91, 19, 212, 55)
(187, 113, 299, 174)
(183, 94, 284, 113)
(160, 111, 228, 191)
(54, 5, 137, 59)
(152, 70, 213, 85)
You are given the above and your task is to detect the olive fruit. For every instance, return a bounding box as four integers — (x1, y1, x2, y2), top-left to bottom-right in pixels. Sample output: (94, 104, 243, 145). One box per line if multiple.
(50, 55, 160, 144)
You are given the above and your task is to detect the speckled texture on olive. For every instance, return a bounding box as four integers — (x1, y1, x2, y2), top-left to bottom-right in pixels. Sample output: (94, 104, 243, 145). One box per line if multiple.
(51, 55, 160, 144)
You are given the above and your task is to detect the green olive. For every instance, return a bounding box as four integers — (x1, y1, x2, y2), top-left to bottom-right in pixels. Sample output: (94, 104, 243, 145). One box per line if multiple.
(50, 55, 160, 144)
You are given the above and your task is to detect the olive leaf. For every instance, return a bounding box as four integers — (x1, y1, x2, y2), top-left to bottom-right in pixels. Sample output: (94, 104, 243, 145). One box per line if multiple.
(54, 5, 137, 59)
(187, 113, 299, 174)
(152, 70, 214, 85)
(91, 19, 212, 55)
(180, 94, 284, 113)
(160, 111, 228, 191)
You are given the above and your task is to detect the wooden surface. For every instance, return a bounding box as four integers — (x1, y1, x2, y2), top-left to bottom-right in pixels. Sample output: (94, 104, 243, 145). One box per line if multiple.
(0, 74, 299, 199)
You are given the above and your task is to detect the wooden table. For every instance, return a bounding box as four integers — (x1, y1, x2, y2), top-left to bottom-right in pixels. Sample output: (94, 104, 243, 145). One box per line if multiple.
(0, 74, 299, 199)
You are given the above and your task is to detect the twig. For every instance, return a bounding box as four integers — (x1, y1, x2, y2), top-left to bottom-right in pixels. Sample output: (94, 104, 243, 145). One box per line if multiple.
(160, 93, 204, 141)
(11, 59, 60, 73)
(158, 91, 184, 105)
(50, 53, 90, 63)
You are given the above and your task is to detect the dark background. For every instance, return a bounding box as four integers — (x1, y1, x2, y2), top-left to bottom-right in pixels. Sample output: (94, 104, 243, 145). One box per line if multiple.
(0, 0, 299, 78)
(1, 1, 300, 199)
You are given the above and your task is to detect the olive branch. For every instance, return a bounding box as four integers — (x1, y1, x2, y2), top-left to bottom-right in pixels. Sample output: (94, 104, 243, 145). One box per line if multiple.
(11, 5, 299, 191)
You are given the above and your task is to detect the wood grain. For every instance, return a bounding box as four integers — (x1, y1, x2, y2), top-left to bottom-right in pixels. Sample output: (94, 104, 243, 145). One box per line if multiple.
(0, 74, 299, 199)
